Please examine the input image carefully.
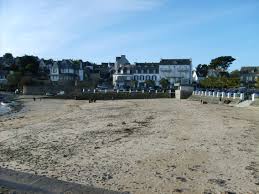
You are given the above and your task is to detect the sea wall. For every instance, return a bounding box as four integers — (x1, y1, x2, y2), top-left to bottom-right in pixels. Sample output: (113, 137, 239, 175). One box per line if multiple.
(51, 92, 174, 100)
(23, 85, 75, 95)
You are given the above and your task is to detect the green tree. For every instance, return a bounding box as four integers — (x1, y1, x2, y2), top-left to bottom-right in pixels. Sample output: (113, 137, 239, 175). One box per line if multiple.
(256, 77, 259, 88)
(7, 72, 22, 87)
(3, 53, 13, 59)
(159, 78, 169, 89)
(200, 77, 240, 89)
(230, 70, 240, 78)
(130, 80, 138, 89)
(3, 53, 14, 67)
(209, 56, 236, 70)
(19, 55, 39, 74)
(196, 64, 209, 77)
(145, 80, 155, 88)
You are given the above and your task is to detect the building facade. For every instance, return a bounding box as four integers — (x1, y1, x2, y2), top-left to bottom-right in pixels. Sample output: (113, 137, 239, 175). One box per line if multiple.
(50, 60, 84, 82)
(113, 55, 192, 89)
(240, 66, 259, 87)
(0, 70, 8, 85)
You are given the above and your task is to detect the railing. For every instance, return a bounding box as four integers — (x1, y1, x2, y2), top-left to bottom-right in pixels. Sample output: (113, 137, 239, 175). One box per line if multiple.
(192, 90, 258, 101)
(83, 89, 175, 94)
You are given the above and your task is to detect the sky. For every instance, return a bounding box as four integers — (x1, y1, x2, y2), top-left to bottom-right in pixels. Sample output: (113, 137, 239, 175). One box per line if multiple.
(0, 0, 259, 70)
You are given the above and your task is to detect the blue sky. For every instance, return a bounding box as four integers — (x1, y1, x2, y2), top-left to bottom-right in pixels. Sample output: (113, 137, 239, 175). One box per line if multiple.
(0, 0, 259, 70)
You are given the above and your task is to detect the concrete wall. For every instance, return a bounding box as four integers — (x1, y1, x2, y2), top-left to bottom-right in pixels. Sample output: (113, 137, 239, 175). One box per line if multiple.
(23, 85, 49, 95)
(175, 86, 194, 99)
(23, 84, 75, 95)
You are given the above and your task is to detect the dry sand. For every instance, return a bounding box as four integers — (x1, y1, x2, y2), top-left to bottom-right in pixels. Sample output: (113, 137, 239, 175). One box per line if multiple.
(0, 98, 258, 194)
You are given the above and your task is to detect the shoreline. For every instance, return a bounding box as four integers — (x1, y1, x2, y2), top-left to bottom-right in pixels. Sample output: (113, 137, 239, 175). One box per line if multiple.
(0, 93, 23, 116)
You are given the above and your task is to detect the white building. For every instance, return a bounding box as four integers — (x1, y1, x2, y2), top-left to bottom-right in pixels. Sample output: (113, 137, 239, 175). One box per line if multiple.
(192, 70, 205, 84)
(113, 55, 192, 89)
(159, 59, 192, 85)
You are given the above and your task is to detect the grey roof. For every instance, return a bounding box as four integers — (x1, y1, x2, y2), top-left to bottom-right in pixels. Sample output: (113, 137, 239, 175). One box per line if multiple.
(160, 59, 191, 65)
(58, 60, 80, 70)
(135, 62, 160, 67)
(240, 66, 259, 73)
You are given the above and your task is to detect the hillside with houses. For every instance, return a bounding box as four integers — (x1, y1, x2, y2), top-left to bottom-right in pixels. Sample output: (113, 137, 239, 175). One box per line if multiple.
(0, 53, 259, 95)
(0, 53, 115, 93)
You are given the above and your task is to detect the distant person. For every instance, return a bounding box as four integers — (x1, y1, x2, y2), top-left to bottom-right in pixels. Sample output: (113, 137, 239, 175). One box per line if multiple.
(33, 97, 36, 101)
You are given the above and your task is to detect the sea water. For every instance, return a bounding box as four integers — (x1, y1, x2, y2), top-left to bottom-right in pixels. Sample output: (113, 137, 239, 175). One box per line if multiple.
(0, 102, 12, 115)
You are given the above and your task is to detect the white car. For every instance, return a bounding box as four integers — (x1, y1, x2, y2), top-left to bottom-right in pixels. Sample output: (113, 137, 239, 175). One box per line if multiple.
(57, 91, 65, 95)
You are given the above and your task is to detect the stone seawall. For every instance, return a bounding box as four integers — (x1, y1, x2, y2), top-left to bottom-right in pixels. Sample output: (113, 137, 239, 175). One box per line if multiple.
(51, 92, 174, 100)
(189, 95, 240, 104)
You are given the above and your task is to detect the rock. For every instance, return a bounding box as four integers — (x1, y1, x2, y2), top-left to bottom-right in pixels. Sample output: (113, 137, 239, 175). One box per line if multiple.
(176, 177, 187, 182)
(208, 179, 226, 187)
(107, 123, 113, 127)
(225, 192, 236, 194)
(174, 188, 183, 193)
(203, 189, 213, 194)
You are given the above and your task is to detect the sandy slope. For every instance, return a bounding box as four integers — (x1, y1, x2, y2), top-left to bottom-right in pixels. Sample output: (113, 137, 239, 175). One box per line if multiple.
(0, 98, 258, 194)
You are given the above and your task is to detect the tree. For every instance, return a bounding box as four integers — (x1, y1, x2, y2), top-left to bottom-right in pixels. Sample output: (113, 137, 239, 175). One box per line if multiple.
(3, 53, 13, 59)
(159, 78, 169, 89)
(3, 53, 14, 67)
(19, 55, 39, 74)
(7, 72, 22, 87)
(200, 77, 240, 89)
(209, 56, 236, 70)
(230, 70, 240, 78)
(256, 77, 259, 89)
(196, 64, 209, 77)
(145, 80, 155, 88)
(130, 80, 138, 89)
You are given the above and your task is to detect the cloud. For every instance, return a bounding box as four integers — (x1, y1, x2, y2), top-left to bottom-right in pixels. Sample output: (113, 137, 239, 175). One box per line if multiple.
(0, 0, 165, 58)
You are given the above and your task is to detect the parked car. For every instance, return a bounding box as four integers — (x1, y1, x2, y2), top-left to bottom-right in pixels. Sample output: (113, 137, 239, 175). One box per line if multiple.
(45, 92, 55, 96)
(57, 91, 65, 95)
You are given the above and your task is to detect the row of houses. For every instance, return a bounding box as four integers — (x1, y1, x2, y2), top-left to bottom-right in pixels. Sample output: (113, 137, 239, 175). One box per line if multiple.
(113, 55, 192, 89)
(0, 54, 193, 89)
(1, 54, 258, 89)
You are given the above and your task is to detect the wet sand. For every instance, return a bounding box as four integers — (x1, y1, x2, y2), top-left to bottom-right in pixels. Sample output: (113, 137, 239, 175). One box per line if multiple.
(0, 98, 258, 193)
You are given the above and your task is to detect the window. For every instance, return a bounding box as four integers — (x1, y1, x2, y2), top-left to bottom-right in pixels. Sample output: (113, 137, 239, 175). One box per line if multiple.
(152, 75, 157, 81)
(146, 75, 150, 80)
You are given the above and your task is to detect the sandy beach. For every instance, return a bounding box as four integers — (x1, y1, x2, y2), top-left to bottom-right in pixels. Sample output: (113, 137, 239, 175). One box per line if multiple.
(0, 98, 258, 194)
